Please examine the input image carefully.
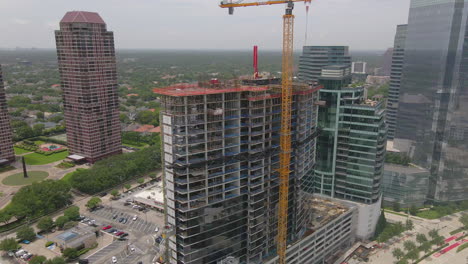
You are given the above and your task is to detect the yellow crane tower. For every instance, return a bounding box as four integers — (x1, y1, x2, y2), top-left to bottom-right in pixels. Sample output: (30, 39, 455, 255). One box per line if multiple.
(219, 1, 311, 263)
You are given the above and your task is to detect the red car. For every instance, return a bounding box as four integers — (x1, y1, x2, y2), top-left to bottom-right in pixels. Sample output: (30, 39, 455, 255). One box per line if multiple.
(115, 231, 124, 236)
(102, 225, 112, 230)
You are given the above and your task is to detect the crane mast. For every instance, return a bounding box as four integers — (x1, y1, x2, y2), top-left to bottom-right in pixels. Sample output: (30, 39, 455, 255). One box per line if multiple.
(219, 1, 310, 263)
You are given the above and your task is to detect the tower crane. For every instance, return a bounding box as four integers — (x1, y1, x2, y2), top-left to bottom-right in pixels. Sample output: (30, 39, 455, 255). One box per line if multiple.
(219, 1, 311, 264)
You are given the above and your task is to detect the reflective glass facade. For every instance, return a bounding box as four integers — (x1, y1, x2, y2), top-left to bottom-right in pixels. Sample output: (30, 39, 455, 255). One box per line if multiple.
(298, 46, 351, 83)
(313, 66, 386, 205)
(386, 24, 407, 139)
(382, 164, 430, 207)
(394, 0, 468, 201)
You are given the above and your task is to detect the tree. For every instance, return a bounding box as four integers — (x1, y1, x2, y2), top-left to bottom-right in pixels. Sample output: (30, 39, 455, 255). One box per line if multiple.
(86, 197, 102, 211)
(119, 113, 130, 124)
(44, 257, 66, 264)
(405, 219, 414, 231)
(416, 234, 427, 245)
(433, 235, 444, 246)
(63, 221, 77, 230)
(0, 238, 19, 252)
(55, 216, 69, 229)
(36, 112, 45, 120)
(16, 226, 36, 241)
(409, 205, 418, 216)
(397, 259, 409, 264)
(62, 248, 78, 260)
(110, 190, 119, 199)
(428, 229, 439, 240)
(124, 184, 131, 190)
(392, 248, 405, 260)
(459, 214, 468, 229)
(37, 216, 54, 232)
(10, 180, 72, 219)
(420, 242, 432, 254)
(64, 206, 80, 221)
(30, 255, 47, 264)
(406, 250, 419, 263)
(0, 210, 12, 225)
(32, 124, 45, 136)
(393, 203, 401, 212)
(403, 240, 417, 252)
(137, 178, 145, 184)
(148, 173, 157, 179)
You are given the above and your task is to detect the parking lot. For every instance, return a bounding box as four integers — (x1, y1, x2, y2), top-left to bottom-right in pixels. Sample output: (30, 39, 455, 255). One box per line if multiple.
(86, 240, 127, 263)
(89, 206, 159, 235)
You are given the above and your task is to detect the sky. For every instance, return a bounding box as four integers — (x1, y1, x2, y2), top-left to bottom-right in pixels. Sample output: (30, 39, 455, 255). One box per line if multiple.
(0, 0, 411, 51)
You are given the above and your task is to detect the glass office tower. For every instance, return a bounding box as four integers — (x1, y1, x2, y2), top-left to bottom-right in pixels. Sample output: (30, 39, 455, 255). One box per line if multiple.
(394, 0, 468, 201)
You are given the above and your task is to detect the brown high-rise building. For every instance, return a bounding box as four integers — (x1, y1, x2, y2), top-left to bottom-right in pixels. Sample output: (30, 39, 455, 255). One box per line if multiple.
(0, 65, 15, 164)
(55, 11, 121, 163)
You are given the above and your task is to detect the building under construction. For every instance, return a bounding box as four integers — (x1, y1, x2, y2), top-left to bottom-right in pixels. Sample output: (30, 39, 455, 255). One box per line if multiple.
(155, 79, 321, 264)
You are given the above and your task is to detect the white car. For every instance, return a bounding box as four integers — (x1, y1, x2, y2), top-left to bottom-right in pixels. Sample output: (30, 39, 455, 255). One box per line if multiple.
(130, 245, 135, 252)
(155, 227, 159, 233)
(132, 215, 138, 221)
(112, 256, 117, 263)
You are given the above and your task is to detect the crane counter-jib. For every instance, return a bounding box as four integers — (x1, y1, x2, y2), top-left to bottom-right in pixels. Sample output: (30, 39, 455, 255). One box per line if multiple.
(219, 0, 311, 8)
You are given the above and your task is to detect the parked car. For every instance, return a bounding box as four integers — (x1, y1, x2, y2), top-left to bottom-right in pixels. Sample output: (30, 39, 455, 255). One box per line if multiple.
(155, 236, 163, 244)
(99, 192, 107, 197)
(112, 214, 118, 219)
(107, 228, 117, 233)
(119, 217, 124, 223)
(122, 218, 128, 224)
(132, 215, 138, 221)
(112, 256, 117, 263)
(102, 225, 112, 230)
(130, 245, 135, 252)
(119, 233, 128, 238)
(115, 231, 124, 236)
(155, 227, 159, 233)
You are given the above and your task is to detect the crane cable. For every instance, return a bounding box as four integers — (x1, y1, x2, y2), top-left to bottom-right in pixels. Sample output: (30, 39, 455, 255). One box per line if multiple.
(304, 3, 310, 46)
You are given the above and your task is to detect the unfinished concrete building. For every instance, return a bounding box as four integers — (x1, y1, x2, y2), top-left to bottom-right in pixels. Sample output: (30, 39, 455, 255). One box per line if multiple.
(155, 80, 320, 264)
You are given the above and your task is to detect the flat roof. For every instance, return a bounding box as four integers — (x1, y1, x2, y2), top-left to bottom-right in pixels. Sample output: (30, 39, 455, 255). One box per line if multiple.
(68, 154, 85, 160)
(57, 231, 78, 242)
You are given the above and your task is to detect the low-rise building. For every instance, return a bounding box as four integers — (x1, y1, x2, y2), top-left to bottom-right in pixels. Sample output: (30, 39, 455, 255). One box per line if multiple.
(52, 226, 97, 250)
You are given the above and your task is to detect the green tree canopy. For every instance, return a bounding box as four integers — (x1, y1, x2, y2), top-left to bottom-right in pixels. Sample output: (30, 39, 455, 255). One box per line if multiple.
(0, 238, 19, 252)
(392, 248, 404, 260)
(86, 197, 102, 210)
(63, 206, 80, 221)
(62, 248, 78, 260)
(16, 226, 36, 241)
(403, 240, 417, 252)
(10, 180, 72, 219)
(37, 216, 54, 232)
(459, 214, 468, 229)
(416, 234, 427, 245)
(55, 216, 69, 229)
(30, 255, 47, 264)
(405, 219, 414, 231)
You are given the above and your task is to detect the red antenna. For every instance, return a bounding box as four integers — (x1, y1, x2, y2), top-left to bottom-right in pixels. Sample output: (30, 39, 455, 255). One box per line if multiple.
(253, 45, 259, 79)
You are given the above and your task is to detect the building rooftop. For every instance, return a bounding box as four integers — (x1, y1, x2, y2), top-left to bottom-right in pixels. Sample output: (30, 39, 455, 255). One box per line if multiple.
(154, 82, 322, 97)
(153, 83, 269, 97)
(61, 11, 105, 24)
(306, 196, 349, 232)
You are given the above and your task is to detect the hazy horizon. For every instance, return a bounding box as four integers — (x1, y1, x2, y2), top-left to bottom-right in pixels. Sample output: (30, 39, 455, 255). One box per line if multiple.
(0, 0, 410, 50)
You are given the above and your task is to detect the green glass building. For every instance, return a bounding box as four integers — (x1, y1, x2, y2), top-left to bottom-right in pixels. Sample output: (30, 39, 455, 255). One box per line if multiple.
(312, 65, 387, 205)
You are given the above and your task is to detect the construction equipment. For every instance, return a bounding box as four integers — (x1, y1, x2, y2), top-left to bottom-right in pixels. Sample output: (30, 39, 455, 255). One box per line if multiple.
(253, 45, 260, 79)
(219, 1, 311, 264)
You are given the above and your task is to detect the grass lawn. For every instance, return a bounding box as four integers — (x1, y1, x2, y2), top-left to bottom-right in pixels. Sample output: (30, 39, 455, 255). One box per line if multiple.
(2, 171, 49, 186)
(34, 140, 46, 145)
(24, 151, 69, 165)
(416, 210, 441, 219)
(60, 168, 88, 184)
(14, 147, 32, 155)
